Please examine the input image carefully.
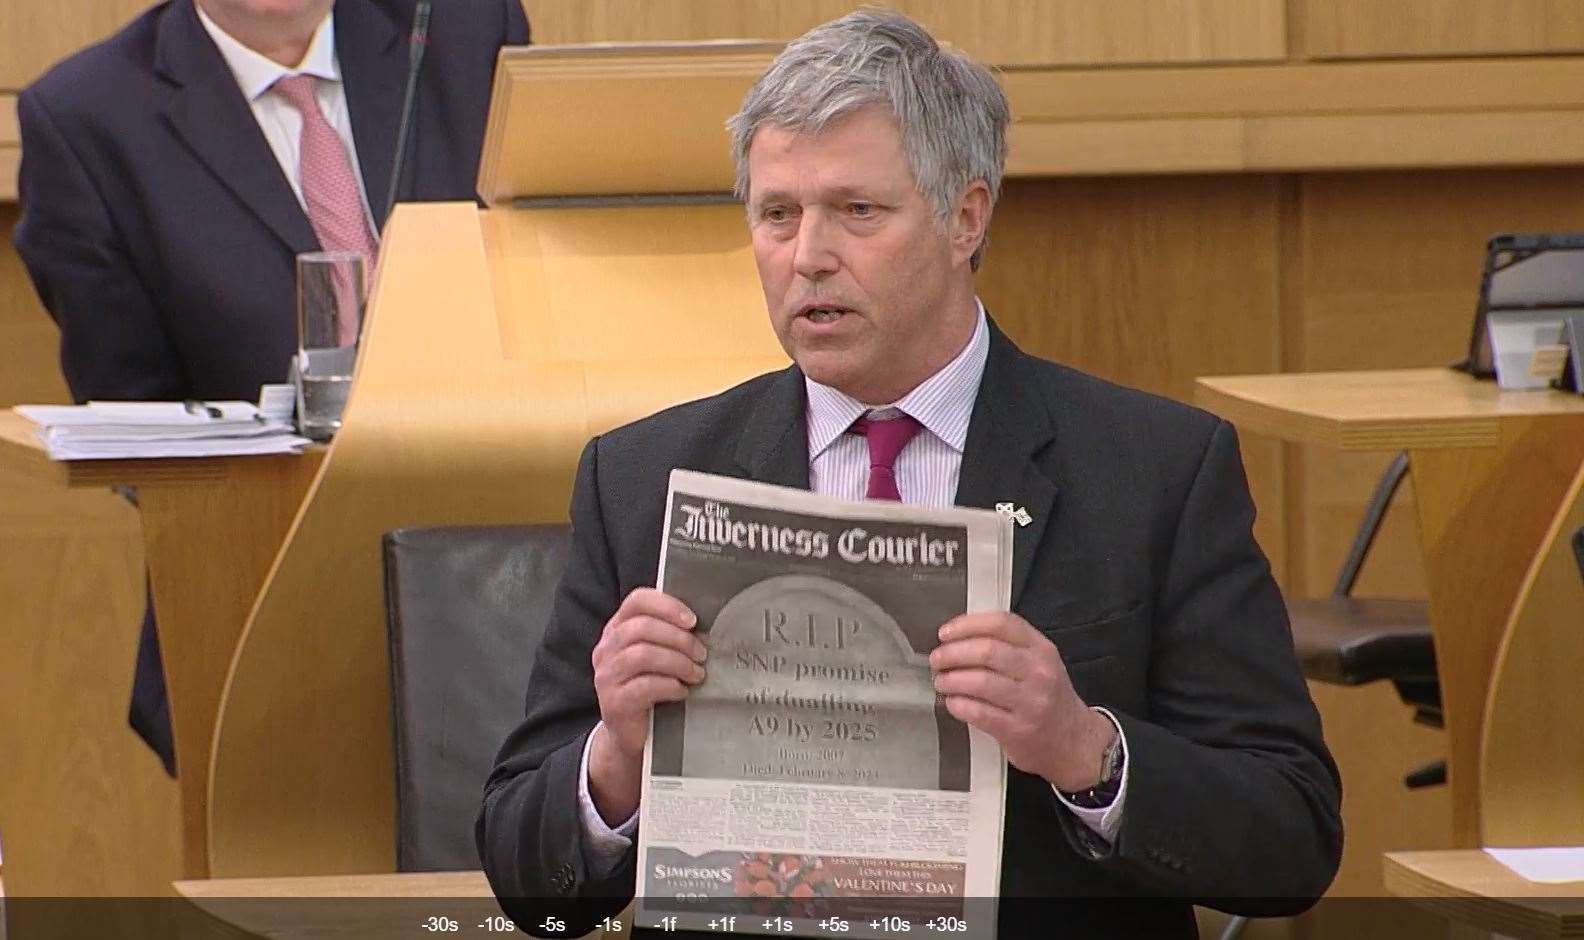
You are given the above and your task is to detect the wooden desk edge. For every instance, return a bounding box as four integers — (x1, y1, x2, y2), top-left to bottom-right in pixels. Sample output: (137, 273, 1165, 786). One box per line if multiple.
(1193, 376, 1347, 448)
(1384, 851, 1584, 940)
(0, 413, 71, 485)
(1191, 371, 1584, 450)
(0, 412, 323, 487)
(174, 871, 495, 899)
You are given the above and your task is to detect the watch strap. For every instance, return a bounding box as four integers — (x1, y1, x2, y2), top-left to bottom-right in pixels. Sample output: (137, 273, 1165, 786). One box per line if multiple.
(1059, 714, 1124, 810)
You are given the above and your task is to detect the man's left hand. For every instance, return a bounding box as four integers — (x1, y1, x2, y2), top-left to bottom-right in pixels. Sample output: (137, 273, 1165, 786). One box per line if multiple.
(930, 612, 1116, 793)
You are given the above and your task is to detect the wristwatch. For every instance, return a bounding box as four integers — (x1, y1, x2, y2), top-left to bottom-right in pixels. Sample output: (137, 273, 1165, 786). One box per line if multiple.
(1059, 720, 1124, 810)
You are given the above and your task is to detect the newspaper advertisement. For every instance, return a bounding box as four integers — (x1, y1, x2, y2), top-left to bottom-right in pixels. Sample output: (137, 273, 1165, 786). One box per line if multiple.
(634, 470, 1011, 940)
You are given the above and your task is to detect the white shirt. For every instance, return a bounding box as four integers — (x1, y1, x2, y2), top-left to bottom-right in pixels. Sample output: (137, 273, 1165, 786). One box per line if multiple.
(576, 301, 1129, 870)
(194, 4, 378, 234)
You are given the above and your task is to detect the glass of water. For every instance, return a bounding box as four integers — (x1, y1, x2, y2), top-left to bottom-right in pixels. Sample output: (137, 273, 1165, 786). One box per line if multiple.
(294, 251, 367, 441)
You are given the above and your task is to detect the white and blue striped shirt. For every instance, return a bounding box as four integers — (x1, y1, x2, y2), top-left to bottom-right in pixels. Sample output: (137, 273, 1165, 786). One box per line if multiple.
(805, 301, 989, 505)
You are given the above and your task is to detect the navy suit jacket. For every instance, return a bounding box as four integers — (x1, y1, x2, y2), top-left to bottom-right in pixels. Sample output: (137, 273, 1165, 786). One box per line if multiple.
(14, 0, 529, 403)
(12, 0, 526, 780)
(478, 324, 1343, 939)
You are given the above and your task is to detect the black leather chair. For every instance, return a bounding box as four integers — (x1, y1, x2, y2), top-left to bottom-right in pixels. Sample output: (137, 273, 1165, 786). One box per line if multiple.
(1573, 524, 1583, 584)
(1286, 452, 1444, 786)
(382, 523, 571, 871)
(1222, 457, 1444, 940)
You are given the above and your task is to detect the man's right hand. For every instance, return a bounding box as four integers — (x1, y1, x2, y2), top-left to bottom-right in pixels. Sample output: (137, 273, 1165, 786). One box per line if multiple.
(586, 588, 706, 826)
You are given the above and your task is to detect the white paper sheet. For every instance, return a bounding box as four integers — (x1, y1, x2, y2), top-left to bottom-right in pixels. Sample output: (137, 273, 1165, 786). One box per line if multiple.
(1485, 846, 1584, 884)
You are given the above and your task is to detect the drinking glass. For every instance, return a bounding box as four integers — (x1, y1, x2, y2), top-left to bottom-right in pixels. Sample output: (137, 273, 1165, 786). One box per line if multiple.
(294, 251, 367, 441)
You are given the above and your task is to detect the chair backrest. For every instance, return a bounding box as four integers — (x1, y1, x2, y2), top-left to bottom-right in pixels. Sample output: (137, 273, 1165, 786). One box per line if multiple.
(1333, 451, 1412, 597)
(382, 523, 571, 871)
(1573, 525, 1583, 585)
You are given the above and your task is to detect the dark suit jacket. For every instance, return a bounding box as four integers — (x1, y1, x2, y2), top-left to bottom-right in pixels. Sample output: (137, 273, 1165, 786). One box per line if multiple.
(478, 325, 1343, 939)
(13, 0, 529, 403)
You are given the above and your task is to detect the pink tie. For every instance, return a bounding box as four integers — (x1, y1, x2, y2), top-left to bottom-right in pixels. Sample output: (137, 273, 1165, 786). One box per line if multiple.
(272, 74, 377, 344)
(849, 413, 923, 501)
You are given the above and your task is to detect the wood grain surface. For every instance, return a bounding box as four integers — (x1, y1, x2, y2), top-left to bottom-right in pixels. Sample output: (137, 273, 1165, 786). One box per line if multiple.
(1, 94, 16, 202)
(205, 201, 786, 877)
(1409, 424, 1584, 845)
(1196, 370, 1584, 450)
(1385, 850, 1584, 939)
(139, 454, 323, 876)
(479, 48, 1584, 198)
(1280, 166, 1584, 602)
(0, 200, 186, 922)
(524, 0, 1286, 67)
(1303, 0, 1584, 60)
(1196, 371, 1584, 845)
(0, 0, 151, 89)
(1480, 460, 1584, 847)
(477, 43, 776, 203)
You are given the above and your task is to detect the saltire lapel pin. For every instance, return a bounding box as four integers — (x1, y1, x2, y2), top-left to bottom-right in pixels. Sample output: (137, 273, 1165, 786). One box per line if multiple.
(995, 502, 1032, 527)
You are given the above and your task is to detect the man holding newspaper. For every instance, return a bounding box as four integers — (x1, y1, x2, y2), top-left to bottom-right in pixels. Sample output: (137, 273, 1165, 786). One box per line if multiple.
(481, 10, 1341, 939)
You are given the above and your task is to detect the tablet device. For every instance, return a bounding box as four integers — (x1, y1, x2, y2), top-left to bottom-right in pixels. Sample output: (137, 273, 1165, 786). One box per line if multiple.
(1460, 233, 1584, 381)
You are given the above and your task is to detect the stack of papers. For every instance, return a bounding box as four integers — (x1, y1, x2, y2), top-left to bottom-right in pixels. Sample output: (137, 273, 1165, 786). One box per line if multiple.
(15, 396, 311, 460)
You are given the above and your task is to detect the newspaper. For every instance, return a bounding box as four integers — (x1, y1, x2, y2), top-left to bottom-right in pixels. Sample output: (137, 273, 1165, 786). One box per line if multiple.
(634, 470, 1011, 940)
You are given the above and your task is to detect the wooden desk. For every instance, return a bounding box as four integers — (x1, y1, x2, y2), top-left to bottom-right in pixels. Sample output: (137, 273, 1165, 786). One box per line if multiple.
(174, 873, 618, 939)
(1195, 369, 1584, 846)
(1385, 850, 1584, 939)
(0, 411, 323, 884)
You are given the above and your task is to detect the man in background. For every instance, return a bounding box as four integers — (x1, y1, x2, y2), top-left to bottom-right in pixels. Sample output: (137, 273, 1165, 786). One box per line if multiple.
(13, 0, 529, 772)
(479, 10, 1341, 939)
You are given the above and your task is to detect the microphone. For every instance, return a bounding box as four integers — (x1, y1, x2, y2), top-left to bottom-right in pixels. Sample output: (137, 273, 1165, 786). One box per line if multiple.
(383, 0, 433, 226)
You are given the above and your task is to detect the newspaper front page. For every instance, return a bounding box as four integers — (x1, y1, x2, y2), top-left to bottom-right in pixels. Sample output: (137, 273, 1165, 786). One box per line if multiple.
(634, 470, 1011, 940)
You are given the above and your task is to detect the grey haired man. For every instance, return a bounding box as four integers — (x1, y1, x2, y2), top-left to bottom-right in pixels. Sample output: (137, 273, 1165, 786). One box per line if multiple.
(480, 12, 1341, 939)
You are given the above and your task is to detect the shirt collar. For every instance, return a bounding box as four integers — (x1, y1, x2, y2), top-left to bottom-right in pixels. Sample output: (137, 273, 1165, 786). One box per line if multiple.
(196, 4, 340, 102)
(805, 299, 990, 460)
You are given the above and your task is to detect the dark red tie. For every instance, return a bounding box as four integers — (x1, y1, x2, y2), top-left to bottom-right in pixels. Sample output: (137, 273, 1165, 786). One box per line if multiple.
(849, 413, 923, 501)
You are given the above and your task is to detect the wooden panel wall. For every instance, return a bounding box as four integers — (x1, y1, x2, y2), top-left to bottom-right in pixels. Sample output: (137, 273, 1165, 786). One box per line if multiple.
(525, 0, 1287, 67)
(0, 204, 184, 905)
(0, 95, 16, 202)
(1285, 168, 1584, 597)
(527, 0, 1584, 63)
(0, 0, 181, 911)
(0, 208, 57, 407)
(979, 175, 1286, 570)
(4, 0, 1581, 920)
(0, 0, 148, 198)
(0, 0, 151, 89)
(1301, 0, 1584, 59)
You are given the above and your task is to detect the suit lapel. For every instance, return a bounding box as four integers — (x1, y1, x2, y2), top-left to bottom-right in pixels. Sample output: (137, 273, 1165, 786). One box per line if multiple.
(733, 366, 812, 490)
(155, 0, 319, 255)
(334, 0, 404, 232)
(954, 323, 1059, 608)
